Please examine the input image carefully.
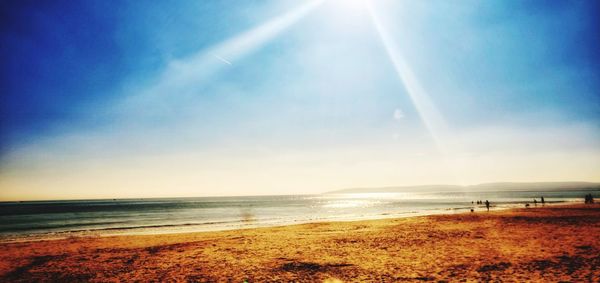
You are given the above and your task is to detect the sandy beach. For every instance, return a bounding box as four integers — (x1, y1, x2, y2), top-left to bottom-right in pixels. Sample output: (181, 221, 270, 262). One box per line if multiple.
(1, 203, 598, 282)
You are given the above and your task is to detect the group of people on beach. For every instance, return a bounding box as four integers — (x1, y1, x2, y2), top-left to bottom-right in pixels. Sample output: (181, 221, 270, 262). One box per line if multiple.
(472, 196, 550, 212)
(527, 197, 545, 208)
(471, 200, 490, 211)
(468, 194, 596, 212)
(584, 194, 595, 204)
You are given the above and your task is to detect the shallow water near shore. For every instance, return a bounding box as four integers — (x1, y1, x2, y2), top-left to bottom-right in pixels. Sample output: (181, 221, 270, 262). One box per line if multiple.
(0, 189, 596, 241)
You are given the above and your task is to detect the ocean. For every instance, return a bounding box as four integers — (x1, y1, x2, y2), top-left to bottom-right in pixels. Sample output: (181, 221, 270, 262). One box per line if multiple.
(0, 189, 596, 241)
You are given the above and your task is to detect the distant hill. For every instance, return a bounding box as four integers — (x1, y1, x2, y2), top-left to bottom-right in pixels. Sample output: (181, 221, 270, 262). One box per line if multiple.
(325, 182, 600, 194)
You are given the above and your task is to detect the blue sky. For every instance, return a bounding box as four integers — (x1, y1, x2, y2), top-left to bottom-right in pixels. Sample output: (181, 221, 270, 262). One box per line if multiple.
(1, 0, 599, 200)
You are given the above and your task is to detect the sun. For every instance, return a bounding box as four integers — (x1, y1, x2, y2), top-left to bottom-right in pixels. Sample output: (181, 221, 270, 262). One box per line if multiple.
(321, 0, 371, 26)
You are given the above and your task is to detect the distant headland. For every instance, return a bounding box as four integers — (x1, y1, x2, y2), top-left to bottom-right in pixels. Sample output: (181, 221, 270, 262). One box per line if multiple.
(326, 182, 600, 194)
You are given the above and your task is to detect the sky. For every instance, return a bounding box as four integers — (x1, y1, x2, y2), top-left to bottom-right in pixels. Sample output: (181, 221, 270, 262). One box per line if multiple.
(1, 0, 599, 201)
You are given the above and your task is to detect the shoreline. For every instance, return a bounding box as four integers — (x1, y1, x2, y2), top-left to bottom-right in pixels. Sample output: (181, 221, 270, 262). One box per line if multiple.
(1, 203, 599, 281)
(0, 200, 578, 244)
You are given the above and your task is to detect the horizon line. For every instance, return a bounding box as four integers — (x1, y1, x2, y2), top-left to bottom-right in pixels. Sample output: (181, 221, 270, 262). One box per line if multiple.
(2, 180, 599, 202)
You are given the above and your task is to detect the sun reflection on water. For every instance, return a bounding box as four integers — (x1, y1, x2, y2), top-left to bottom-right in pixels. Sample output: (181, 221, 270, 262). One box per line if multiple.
(321, 199, 380, 208)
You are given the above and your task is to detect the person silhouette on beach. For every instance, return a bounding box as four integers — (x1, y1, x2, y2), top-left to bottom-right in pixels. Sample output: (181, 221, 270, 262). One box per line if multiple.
(534, 199, 537, 207)
(485, 200, 490, 211)
(585, 194, 594, 204)
(541, 197, 545, 205)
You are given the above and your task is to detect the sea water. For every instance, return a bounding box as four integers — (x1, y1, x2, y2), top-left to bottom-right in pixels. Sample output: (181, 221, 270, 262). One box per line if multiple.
(0, 189, 595, 241)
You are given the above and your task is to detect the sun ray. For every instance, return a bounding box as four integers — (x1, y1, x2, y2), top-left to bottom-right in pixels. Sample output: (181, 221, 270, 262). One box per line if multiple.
(366, 2, 466, 185)
(122, 0, 324, 109)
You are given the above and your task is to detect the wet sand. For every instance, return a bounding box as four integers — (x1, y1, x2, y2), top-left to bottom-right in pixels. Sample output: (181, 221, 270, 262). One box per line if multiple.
(1, 203, 599, 282)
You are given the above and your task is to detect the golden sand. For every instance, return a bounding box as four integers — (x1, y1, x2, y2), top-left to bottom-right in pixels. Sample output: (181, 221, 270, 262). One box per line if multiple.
(1, 204, 598, 282)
